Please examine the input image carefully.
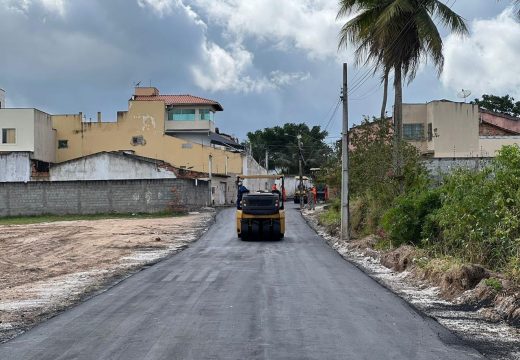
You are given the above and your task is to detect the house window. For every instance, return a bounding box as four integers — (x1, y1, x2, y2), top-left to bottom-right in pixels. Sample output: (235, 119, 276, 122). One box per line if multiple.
(168, 109, 196, 121)
(199, 109, 214, 121)
(181, 143, 193, 149)
(427, 123, 433, 141)
(131, 135, 146, 146)
(1, 128, 16, 144)
(58, 140, 68, 149)
(403, 124, 424, 141)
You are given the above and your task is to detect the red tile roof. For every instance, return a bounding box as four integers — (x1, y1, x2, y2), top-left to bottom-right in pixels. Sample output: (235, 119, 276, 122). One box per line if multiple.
(133, 94, 223, 111)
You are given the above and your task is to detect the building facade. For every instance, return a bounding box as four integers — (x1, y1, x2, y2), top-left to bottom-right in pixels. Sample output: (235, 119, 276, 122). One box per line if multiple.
(51, 87, 243, 175)
(402, 100, 520, 158)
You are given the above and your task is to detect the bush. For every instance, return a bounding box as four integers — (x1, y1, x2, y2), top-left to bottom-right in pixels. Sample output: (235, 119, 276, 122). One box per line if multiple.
(382, 188, 441, 247)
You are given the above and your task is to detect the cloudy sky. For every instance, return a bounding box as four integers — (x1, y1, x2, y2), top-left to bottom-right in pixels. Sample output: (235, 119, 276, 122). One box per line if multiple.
(1, 0, 519, 141)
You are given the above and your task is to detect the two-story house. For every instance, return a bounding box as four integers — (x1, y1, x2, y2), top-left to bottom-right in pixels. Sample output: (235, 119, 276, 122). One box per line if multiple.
(402, 100, 520, 158)
(0, 107, 56, 181)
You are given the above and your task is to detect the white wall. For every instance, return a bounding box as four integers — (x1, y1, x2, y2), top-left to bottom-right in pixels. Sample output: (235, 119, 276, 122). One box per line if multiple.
(0, 152, 31, 182)
(241, 154, 271, 191)
(50, 153, 177, 181)
(0, 109, 35, 153)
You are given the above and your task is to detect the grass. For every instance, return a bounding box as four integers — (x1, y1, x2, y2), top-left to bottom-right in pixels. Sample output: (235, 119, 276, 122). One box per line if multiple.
(0, 211, 184, 225)
(484, 278, 503, 292)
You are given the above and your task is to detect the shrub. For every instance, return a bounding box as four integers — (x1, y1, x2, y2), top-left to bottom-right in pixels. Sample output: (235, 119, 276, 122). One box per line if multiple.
(382, 188, 441, 247)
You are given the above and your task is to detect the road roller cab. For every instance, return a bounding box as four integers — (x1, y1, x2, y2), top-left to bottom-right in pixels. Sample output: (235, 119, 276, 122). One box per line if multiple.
(236, 175, 285, 240)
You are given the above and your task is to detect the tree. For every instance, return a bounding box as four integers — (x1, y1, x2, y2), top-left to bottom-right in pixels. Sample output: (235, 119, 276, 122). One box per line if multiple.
(338, 0, 392, 120)
(245, 123, 332, 174)
(472, 94, 520, 117)
(337, 0, 467, 189)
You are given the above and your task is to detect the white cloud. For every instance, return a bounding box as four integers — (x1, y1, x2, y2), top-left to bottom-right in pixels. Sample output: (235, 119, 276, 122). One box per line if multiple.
(191, 41, 311, 93)
(137, 0, 205, 27)
(441, 7, 520, 98)
(2, 0, 66, 16)
(188, 0, 341, 60)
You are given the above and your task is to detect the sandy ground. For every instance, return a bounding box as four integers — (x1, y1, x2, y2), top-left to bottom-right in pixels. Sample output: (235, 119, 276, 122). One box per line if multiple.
(0, 212, 214, 343)
(302, 206, 520, 360)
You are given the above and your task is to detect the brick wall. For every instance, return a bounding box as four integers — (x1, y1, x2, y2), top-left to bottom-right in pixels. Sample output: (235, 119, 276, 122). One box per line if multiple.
(0, 179, 210, 217)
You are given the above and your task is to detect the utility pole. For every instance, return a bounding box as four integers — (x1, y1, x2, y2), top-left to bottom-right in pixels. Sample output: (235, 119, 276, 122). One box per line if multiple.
(340, 63, 350, 241)
(208, 155, 213, 207)
(297, 134, 304, 210)
(265, 149, 269, 173)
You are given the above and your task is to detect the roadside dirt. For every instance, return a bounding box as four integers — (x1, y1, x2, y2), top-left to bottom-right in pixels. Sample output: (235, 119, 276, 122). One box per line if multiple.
(302, 206, 520, 360)
(0, 212, 214, 343)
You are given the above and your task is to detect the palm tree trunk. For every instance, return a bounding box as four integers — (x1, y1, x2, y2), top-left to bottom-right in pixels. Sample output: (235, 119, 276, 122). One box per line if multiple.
(380, 68, 390, 120)
(393, 64, 403, 192)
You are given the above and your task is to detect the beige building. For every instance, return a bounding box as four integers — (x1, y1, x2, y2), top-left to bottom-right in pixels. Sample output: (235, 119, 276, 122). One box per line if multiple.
(51, 87, 243, 175)
(403, 100, 520, 158)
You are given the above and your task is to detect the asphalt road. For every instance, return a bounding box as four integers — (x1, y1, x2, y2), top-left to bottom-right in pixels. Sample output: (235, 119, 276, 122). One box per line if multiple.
(0, 206, 484, 360)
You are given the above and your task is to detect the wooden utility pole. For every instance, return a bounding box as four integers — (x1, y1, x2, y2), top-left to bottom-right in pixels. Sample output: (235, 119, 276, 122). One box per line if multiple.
(341, 63, 350, 241)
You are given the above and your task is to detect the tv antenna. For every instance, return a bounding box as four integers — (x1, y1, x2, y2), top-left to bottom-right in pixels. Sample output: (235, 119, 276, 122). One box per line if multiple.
(134, 81, 142, 88)
(457, 89, 472, 102)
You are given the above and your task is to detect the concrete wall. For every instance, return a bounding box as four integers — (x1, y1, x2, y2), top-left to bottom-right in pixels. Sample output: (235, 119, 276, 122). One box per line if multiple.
(241, 154, 272, 191)
(0, 109, 35, 153)
(423, 157, 492, 183)
(33, 110, 56, 163)
(0, 152, 31, 182)
(0, 178, 210, 216)
(479, 136, 520, 156)
(50, 153, 177, 181)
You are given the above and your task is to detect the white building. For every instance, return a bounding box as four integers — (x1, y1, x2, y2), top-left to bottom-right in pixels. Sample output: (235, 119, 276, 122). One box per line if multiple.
(0, 108, 56, 181)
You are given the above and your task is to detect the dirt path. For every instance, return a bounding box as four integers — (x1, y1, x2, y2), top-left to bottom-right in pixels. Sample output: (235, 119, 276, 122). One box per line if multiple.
(0, 212, 213, 343)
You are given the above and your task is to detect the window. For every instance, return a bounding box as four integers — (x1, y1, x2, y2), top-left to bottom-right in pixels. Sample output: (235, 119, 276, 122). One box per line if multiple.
(199, 109, 214, 121)
(58, 140, 68, 149)
(2, 128, 16, 144)
(181, 143, 193, 149)
(131, 135, 146, 146)
(403, 124, 424, 141)
(168, 109, 196, 121)
(427, 123, 433, 141)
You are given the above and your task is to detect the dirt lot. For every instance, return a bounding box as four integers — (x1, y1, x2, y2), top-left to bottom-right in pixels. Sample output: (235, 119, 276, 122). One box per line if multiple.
(0, 212, 213, 343)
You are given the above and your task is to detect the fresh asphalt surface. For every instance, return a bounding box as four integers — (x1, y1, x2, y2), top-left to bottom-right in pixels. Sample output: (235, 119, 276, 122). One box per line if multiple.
(0, 206, 484, 360)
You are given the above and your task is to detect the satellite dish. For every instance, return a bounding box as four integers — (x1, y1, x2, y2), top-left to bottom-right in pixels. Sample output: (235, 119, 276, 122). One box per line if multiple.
(457, 89, 472, 102)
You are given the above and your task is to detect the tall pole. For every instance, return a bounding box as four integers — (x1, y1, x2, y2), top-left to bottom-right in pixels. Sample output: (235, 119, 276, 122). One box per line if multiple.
(265, 149, 269, 173)
(341, 63, 350, 241)
(208, 155, 213, 207)
(298, 135, 304, 210)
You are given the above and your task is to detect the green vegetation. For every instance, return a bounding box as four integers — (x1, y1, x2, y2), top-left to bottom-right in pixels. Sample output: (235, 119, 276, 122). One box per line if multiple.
(319, 114, 520, 280)
(472, 94, 520, 117)
(0, 212, 181, 225)
(485, 278, 503, 292)
(245, 123, 332, 174)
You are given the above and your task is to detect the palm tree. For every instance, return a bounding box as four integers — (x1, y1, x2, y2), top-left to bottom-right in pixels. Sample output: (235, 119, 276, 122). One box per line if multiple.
(338, 0, 467, 187)
(338, 0, 392, 120)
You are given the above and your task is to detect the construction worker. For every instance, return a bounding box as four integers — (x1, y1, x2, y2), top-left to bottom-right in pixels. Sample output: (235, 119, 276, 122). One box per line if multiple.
(311, 186, 317, 204)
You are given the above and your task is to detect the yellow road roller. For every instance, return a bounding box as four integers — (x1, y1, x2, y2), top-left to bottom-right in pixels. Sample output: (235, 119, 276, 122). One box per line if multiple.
(236, 175, 285, 241)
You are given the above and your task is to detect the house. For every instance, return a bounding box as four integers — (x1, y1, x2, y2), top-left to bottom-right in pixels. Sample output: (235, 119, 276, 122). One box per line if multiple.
(0, 108, 56, 181)
(51, 87, 244, 175)
(402, 100, 520, 158)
